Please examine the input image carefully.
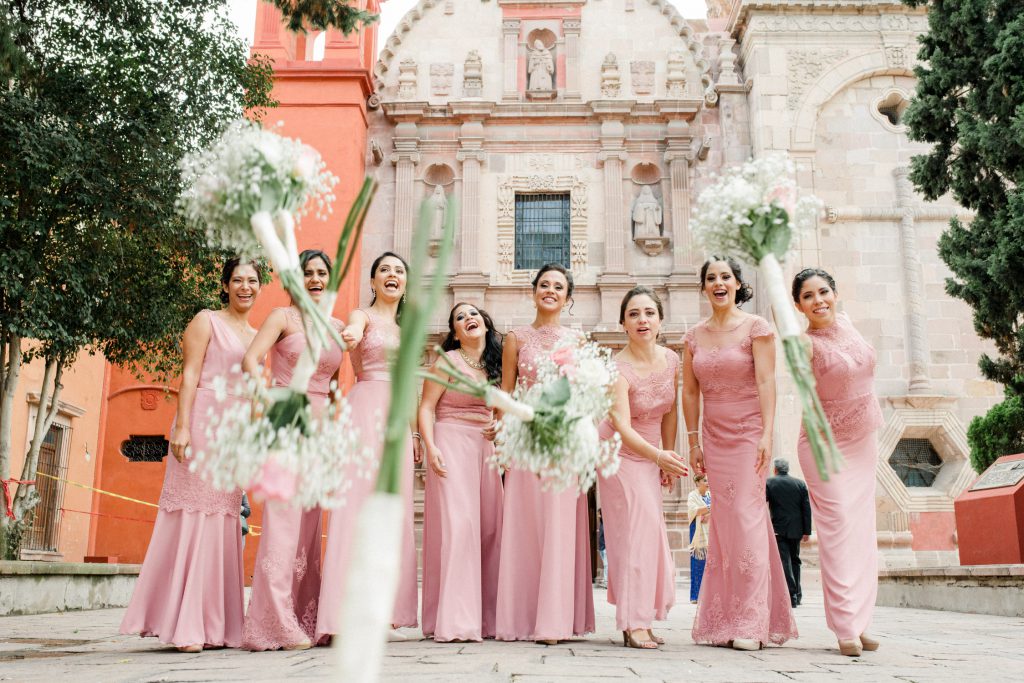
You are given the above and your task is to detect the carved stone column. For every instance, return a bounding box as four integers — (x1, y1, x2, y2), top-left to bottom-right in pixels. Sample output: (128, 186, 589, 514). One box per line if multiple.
(391, 122, 420, 259)
(502, 19, 521, 101)
(893, 167, 933, 394)
(596, 119, 631, 327)
(663, 120, 699, 331)
(451, 122, 489, 301)
(563, 18, 581, 101)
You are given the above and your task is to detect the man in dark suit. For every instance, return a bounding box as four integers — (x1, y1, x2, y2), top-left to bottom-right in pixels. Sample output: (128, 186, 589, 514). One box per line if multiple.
(766, 458, 812, 608)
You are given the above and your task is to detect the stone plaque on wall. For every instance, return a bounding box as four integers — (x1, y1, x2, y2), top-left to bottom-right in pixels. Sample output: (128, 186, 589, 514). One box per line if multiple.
(631, 61, 654, 96)
(430, 63, 454, 97)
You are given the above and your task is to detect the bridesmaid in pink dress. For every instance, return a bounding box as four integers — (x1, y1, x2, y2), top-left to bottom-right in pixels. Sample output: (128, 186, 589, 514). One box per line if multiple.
(419, 303, 505, 642)
(120, 258, 263, 652)
(493, 263, 595, 644)
(683, 257, 798, 650)
(316, 251, 420, 640)
(793, 268, 882, 657)
(599, 286, 688, 650)
(240, 250, 343, 651)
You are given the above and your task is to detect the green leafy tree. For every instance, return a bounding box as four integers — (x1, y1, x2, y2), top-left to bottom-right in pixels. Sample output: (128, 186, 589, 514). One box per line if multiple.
(902, 0, 1024, 471)
(268, 0, 378, 34)
(0, 0, 275, 557)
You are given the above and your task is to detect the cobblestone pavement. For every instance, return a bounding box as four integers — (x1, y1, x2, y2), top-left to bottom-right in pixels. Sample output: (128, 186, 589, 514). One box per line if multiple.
(2, 586, 1021, 683)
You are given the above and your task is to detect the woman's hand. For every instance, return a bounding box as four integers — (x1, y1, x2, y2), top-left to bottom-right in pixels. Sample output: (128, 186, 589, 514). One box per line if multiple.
(412, 433, 424, 465)
(755, 433, 772, 474)
(169, 425, 190, 463)
(482, 418, 499, 442)
(657, 450, 689, 478)
(340, 326, 362, 348)
(689, 444, 705, 476)
(427, 446, 447, 478)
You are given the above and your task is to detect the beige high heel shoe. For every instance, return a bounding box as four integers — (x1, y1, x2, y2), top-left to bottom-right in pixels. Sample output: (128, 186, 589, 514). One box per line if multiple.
(838, 639, 863, 657)
(176, 644, 203, 653)
(860, 633, 880, 651)
(623, 630, 658, 650)
(731, 638, 760, 651)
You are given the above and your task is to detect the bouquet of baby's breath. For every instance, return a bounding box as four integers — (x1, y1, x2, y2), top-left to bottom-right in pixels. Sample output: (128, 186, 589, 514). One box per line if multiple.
(190, 374, 374, 509)
(495, 340, 621, 493)
(178, 119, 375, 432)
(690, 154, 841, 480)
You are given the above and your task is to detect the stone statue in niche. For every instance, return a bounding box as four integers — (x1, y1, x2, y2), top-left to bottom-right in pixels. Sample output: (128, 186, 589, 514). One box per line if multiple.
(632, 186, 663, 238)
(427, 185, 448, 256)
(463, 50, 483, 97)
(527, 40, 554, 92)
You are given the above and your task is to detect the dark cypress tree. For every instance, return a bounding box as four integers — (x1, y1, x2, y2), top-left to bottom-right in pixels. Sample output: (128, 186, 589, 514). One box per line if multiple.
(902, 0, 1024, 471)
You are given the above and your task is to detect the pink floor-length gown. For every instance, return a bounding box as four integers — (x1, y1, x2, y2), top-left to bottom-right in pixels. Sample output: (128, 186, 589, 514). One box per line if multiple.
(688, 316, 798, 646)
(495, 324, 595, 642)
(421, 350, 504, 642)
(241, 308, 342, 651)
(798, 313, 881, 641)
(120, 310, 247, 648)
(316, 309, 418, 638)
(597, 348, 677, 632)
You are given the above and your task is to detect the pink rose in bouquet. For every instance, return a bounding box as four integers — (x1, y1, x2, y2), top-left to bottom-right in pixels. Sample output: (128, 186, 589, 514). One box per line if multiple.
(550, 345, 578, 380)
(250, 456, 298, 503)
(765, 183, 796, 217)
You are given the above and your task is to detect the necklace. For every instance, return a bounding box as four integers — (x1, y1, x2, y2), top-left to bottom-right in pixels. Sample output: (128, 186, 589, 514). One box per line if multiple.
(459, 348, 485, 370)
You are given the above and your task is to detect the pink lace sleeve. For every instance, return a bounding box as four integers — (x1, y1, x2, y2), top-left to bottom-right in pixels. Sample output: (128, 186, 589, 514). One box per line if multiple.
(683, 326, 697, 352)
(749, 316, 774, 341)
(665, 346, 680, 372)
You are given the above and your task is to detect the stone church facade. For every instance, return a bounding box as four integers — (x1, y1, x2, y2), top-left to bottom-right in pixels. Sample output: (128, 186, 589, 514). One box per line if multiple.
(363, 0, 998, 571)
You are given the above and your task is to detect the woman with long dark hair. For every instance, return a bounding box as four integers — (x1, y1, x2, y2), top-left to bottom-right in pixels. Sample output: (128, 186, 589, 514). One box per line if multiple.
(317, 251, 420, 640)
(121, 258, 262, 652)
(419, 302, 505, 642)
(684, 256, 797, 650)
(792, 268, 881, 657)
(240, 249, 343, 651)
(493, 263, 595, 644)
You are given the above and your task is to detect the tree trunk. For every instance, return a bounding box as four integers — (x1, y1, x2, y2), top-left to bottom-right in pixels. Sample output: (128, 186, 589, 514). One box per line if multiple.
(0, 333, 24, 552)
(12, 358, 64, 524)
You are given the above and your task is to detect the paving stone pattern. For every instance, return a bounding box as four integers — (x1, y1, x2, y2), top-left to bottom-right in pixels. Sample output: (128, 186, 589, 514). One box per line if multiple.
(1, 587, 1021, 682)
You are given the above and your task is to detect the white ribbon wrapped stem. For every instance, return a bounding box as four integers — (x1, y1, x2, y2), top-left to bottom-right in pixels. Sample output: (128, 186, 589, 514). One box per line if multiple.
(250, 211, 293, 272)
(273, 210, 300, 270)
(333, 493, 403, 682)
(485, 387, 535, 422)
(758, 253, 801, 339)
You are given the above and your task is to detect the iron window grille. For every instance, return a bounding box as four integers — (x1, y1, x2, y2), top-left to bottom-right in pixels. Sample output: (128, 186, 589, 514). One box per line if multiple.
(514, 193, 571, 271)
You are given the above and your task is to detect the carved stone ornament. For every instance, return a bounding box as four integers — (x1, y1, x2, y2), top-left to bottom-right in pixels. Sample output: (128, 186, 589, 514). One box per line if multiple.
(430, 63, 454, 97)
(706, 0, 733, 18)
(463, 50, 483, 97)
(498, 180, 514, 218)
(749, 14, 922, 34)
(527, 174, 557, 191)
(571, 240, 588, 277)
(398, 58, 418, 99)
(571, 178, 587, 219)
(497, 239, 514, 280)
(717, 38, 739, 87)
(786, 48, 848, 110)
(630, 60, 654, 96)
(140, 391, 159, 411)
(885, 44, 909, 69)
(666, 49, 687, 99)
(601, 53, 621, 98)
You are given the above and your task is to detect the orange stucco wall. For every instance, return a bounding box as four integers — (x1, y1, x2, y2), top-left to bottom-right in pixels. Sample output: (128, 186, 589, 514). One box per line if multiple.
(6, 348, 106, 562)
(88, 4, 378, 581)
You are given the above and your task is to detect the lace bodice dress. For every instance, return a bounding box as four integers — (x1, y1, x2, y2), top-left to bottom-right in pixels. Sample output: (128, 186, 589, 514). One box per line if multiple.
(269, 307, 344, 403)
(686, 315, 798, 646)
(159, 310, 247, 516)
(349, 308, 400, 381)
(616, 348, 679, 461)
(513, 324, 581, 388)
(805, 313, 883, 441)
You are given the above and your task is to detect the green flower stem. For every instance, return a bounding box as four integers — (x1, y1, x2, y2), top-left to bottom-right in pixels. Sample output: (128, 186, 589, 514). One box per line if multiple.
(759, 253, 843, 481)
(328, 178, 376, 294)
(376, 200, 457, 495)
